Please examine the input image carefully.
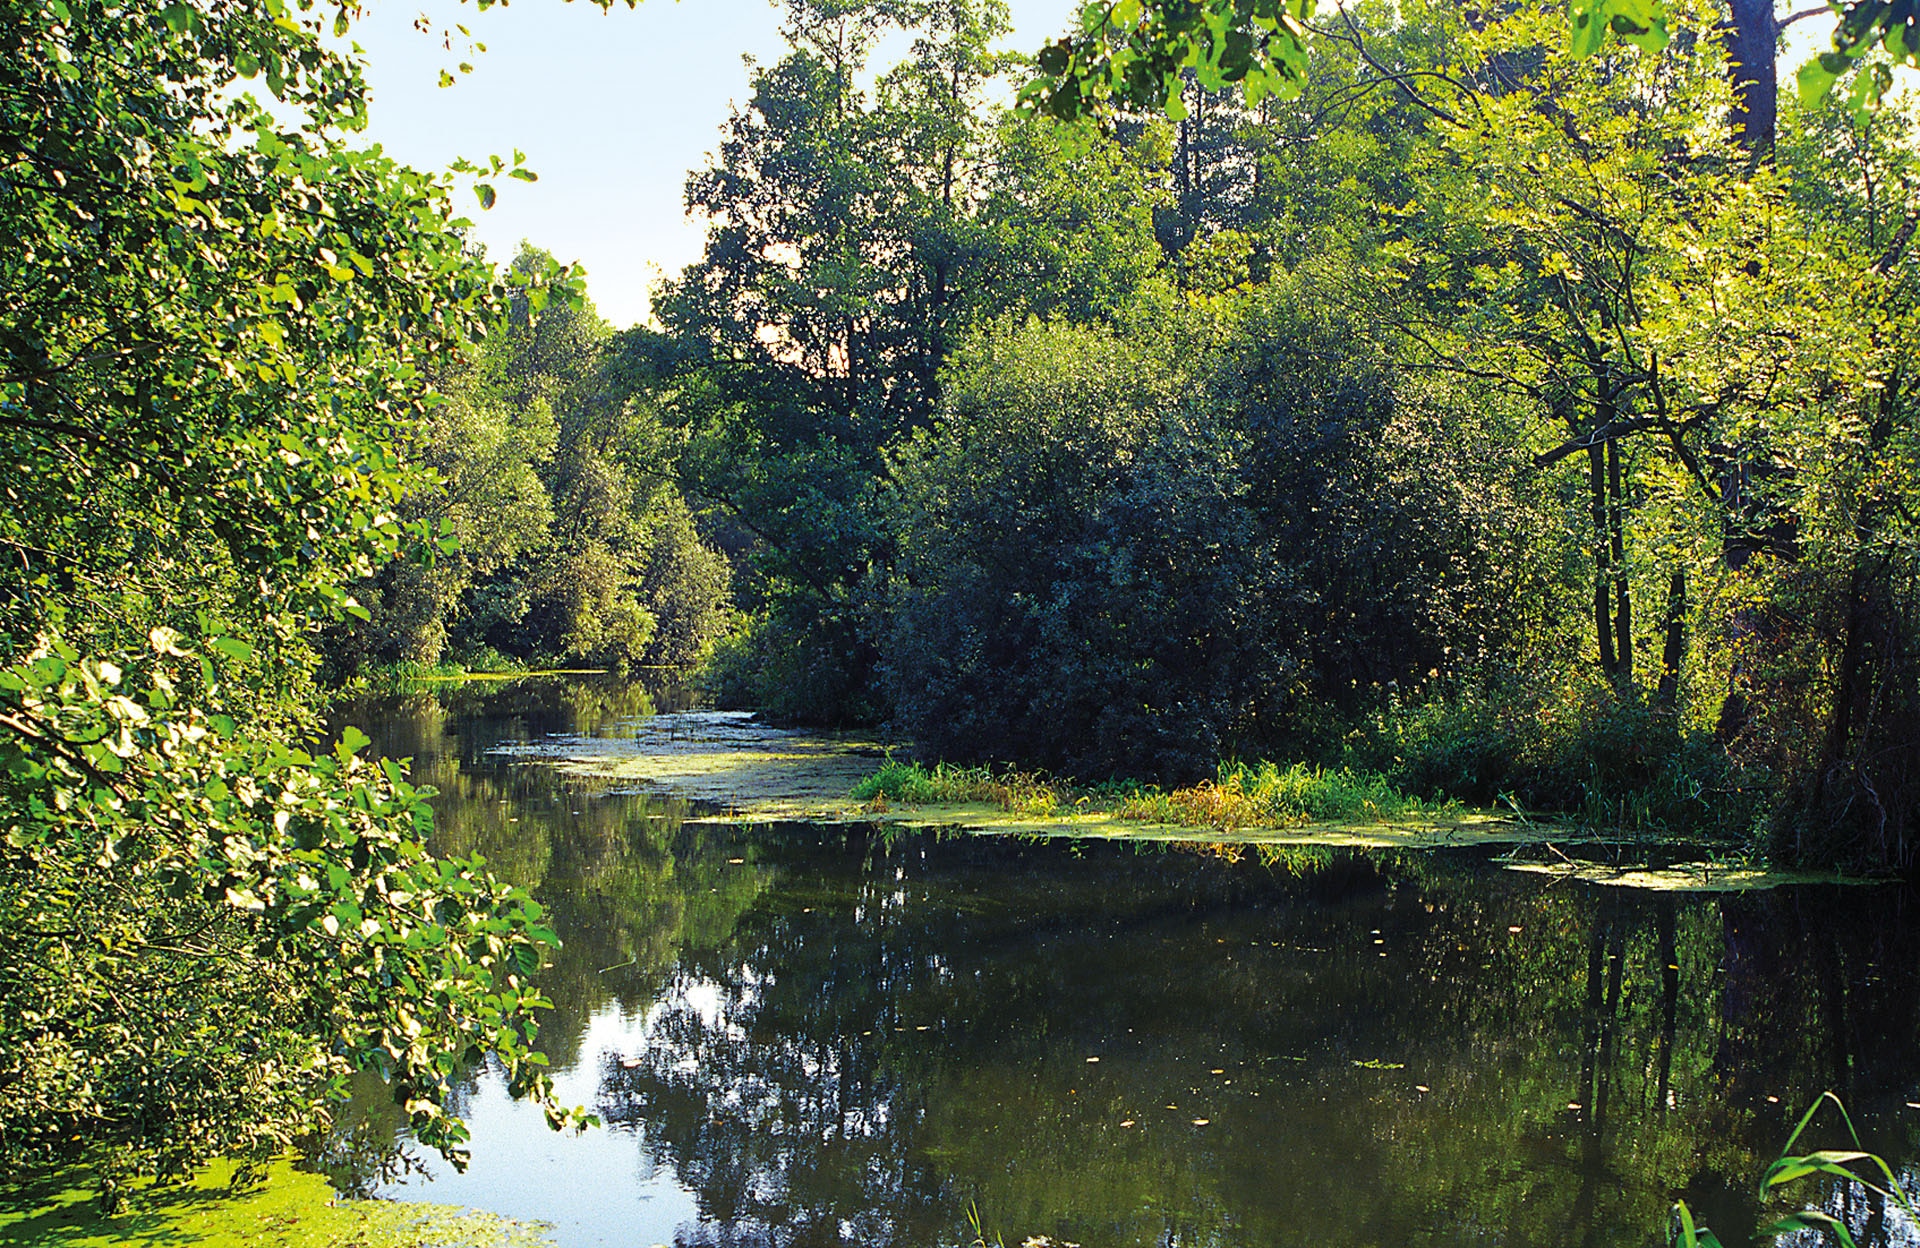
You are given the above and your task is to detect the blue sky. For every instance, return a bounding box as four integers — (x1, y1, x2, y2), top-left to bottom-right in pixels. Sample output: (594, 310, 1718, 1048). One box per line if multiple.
(344, 0, 1078, 328)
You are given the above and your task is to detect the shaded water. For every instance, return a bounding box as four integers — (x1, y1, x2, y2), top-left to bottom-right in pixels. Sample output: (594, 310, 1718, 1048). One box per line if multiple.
(324, 678, 1920, 1248)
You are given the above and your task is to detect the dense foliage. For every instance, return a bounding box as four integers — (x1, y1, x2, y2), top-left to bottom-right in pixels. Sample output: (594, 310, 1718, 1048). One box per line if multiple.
(882, 315, 1269, 779)
(621, 0, 1920, 870)
(0, 0, 588, 1190)
(5, 0, 1919, 1201)
(330, 248, 732, 677)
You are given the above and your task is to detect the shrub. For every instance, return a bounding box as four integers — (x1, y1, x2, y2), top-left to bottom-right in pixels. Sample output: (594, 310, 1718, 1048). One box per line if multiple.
(697, 609, 882, 727)
(876, 318, 1276, 782)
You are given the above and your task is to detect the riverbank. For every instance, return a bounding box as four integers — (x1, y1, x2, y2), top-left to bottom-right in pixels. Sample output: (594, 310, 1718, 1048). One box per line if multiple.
(481, 705, 1862, 887)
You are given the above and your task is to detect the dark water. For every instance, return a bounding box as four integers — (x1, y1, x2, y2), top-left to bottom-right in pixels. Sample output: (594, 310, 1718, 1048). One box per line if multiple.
(322, 677, 1920, 1248)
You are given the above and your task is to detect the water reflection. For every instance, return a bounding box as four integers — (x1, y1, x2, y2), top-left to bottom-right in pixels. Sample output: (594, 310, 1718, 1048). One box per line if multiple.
(321, 679, 1920, 1248)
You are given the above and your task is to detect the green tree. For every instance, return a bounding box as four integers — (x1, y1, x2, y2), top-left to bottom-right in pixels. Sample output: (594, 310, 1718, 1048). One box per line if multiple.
(337, 247, 733, 677)
(879, 313, 1276, 780)
(641, 0, 995, 721)
(0, 0, 587, 1188)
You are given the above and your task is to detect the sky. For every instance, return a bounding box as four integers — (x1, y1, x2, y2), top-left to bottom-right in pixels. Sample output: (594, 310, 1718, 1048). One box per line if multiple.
(342, 0, 1079, 328)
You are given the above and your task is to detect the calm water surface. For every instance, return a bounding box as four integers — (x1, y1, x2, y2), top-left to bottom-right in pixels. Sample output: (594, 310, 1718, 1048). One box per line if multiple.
(322, 678, 1920, 1248)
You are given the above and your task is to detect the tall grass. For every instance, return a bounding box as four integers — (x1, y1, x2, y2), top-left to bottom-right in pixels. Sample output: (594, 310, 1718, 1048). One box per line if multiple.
(1119, 761, 1457, 829)
(851, 758, 1451, 829)
(1356, 676, 1764, 842)
(850, 760, 1062, 815)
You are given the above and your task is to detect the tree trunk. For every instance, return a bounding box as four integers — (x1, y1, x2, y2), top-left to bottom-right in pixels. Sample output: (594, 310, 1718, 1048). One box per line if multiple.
(1590, 443, 1618, 677)
(1608, 436, 1633, 685)
(1726, 0, 1778, 157)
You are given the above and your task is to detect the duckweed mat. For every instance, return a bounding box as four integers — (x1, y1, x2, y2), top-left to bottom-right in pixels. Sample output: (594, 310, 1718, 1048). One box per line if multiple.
(0, 1158, 551, 1247)
(1502, 860, 1865, 892)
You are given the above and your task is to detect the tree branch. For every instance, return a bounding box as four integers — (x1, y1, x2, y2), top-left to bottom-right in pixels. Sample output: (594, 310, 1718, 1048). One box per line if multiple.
(1778, 5, 1831, 30)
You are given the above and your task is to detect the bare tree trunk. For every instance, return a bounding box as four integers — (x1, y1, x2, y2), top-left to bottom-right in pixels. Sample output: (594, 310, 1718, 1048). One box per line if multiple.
(1590, 443, 1619, 677)
(1608, 437, 1634, 685)
(1726, 0, 1778, 158)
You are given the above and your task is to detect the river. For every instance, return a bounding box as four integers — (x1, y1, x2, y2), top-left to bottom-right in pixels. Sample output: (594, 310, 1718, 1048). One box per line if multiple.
(322, 676, 1920, 1248)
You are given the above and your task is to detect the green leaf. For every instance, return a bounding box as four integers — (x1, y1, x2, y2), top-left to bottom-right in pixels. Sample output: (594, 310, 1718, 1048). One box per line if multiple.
(1763, 1212, 1857, 1248)
(338, 725, 372, 758)
(475, 183, 497, 210)
(207, 636, 255, 662)
(1671, 1201, 1723, 1248)
(1567, 0, 1608, 56)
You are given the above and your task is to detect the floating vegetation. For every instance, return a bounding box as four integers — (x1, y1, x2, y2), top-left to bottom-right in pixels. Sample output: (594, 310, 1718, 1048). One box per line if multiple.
(1504, 860, 1867, 892)
(0, 1158, 553, 1248)
(499, 711, 1831, 882)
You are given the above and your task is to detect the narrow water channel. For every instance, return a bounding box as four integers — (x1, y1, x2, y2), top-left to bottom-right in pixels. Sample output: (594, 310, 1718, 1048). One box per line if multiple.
(324, 677, 1920, 1248)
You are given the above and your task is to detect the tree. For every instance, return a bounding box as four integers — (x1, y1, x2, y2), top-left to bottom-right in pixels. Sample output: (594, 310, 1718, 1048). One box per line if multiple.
(642, 0, 1022, 722)
(335, 246, 734, 678)
(879, 314, 1277, 780)
(1019, 0, 1906, 125)
(1, 0, 587, 1188)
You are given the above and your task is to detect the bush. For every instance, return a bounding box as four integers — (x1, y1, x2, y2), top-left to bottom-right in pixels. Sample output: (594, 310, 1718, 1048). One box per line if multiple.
(876, 317, 1277, 782)
(697, 608, 882, 726)
(1356, 675, 1763, 840)
(1211, 271, 1569, 745)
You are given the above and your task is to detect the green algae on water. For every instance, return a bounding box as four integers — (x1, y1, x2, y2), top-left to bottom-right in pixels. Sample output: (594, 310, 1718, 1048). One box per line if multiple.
(1502, 860, 1867, 892)
(0, 1158, 552, 1248)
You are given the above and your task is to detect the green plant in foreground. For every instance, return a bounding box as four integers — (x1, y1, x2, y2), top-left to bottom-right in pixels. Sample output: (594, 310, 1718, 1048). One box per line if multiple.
(0, 638, 591, 1188)
(1673, 1093, 1915, 1247)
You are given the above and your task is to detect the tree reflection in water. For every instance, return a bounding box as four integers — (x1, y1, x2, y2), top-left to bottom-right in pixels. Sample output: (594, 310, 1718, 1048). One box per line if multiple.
(326, 679, 1920, 1248)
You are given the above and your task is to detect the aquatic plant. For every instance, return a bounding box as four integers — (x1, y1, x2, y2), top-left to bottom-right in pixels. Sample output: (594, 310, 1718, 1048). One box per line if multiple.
(0, 1157, 554, 1247)
(1673, 1093, 1916, 1247)
(849, 755, 1467, 836)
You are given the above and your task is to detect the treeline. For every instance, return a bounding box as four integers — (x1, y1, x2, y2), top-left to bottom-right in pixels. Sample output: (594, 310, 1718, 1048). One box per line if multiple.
(602, 0, 1919, 870)
(324, 250, 732, 677)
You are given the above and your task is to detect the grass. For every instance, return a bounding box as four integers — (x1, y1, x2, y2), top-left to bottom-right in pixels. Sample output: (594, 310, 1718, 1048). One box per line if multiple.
(0, 1156, 550, 1247)
(850, 757, 1456, 831)
(850, 759, 1063, 816)
(1119, 761, 1459, 830)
